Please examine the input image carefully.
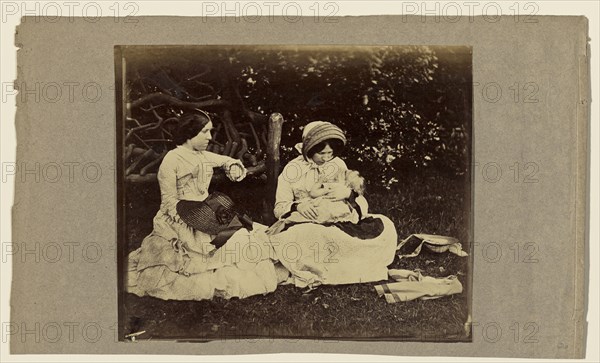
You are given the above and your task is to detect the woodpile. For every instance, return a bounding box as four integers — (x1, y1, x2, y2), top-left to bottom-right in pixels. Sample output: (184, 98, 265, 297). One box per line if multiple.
(122, 65, 282, 185)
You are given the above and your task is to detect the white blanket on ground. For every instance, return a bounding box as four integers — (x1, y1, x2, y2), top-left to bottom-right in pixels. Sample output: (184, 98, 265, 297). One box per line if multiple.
(267, 214, 398, 288)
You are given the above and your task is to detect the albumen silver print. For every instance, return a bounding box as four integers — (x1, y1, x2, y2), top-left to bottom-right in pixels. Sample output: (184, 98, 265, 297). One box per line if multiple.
(117, 45, 473, 341)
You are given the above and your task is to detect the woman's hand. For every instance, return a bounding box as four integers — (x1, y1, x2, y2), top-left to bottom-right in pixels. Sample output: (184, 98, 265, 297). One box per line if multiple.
(323, 183, 352, 201)
(225, 160, 247, 182)
(296, 201, 319, 220)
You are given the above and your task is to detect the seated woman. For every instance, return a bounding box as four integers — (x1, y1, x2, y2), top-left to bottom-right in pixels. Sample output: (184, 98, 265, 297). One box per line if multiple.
(127, 111, 284, 301)
(269, 121, 398, 288)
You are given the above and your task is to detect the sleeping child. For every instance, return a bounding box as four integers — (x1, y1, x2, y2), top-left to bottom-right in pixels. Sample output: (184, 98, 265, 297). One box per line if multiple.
(266, 169, 367, 235)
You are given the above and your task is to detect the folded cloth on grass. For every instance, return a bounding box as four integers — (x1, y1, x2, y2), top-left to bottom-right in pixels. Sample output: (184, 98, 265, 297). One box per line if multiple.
(374, 269, 463, 303)
(396, 233, 468, 259)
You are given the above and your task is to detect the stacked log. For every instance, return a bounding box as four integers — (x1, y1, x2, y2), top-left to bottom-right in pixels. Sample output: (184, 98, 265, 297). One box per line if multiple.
(123, 65, 282, 185)
(124, 113, 278, 184)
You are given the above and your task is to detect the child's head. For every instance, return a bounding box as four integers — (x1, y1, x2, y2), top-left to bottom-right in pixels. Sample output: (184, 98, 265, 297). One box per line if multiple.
(345, 170, 365, 195)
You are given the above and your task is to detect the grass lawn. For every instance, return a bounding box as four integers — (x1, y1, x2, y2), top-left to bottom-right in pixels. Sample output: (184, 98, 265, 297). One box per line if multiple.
(122, 174, 471, 342)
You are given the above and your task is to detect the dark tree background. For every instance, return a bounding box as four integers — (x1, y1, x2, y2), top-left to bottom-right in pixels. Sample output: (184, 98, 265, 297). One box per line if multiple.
(123, 45, 471, 191)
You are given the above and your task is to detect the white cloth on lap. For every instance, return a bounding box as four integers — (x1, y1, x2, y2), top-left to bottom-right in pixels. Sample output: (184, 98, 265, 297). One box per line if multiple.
(266, 213, 397, 288)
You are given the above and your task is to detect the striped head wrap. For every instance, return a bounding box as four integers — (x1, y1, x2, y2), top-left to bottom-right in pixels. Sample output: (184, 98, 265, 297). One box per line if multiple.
(301, 121, 347, 160)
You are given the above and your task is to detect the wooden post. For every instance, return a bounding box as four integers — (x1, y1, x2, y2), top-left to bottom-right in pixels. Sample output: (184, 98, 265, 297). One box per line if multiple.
(263, 113, 284, 224)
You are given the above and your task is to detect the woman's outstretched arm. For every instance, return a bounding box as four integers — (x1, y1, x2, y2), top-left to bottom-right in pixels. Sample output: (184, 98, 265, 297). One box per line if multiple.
(203, 151, 247, 181)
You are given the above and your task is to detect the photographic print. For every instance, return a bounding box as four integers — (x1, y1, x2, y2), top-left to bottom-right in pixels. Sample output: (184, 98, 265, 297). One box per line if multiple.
(6, 8, 590, 358)
(116, 45, 473, 341)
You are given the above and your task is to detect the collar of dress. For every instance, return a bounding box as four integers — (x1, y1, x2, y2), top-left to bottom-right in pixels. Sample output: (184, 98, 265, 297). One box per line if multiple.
(176, 145, 204, 157)
(291, 146, 338, 175)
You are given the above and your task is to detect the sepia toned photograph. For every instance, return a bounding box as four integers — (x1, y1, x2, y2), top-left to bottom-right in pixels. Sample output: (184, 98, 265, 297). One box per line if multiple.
(116, 45, 473, 341)
(4, 4, 592, 358)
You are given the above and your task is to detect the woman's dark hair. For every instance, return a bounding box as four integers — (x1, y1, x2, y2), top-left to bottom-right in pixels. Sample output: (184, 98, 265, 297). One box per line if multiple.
(305, 139, 345, 159)
(173, 113, 210, 145)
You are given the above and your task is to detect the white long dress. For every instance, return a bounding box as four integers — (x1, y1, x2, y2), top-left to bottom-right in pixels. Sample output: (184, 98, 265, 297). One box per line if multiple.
(272, 155, 398, 288)
(127, 146, 278, 300)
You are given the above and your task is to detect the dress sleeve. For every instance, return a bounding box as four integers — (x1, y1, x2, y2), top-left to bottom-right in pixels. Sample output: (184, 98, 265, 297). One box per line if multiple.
(202, 151, 247, 181)
(202, 151, 237, 168)
(157, 153, 180, 218)
(273, 167, 296, 219)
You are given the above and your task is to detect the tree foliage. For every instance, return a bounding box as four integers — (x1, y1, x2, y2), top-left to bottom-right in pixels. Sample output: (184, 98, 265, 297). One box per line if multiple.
(124, 45, 471, 189)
